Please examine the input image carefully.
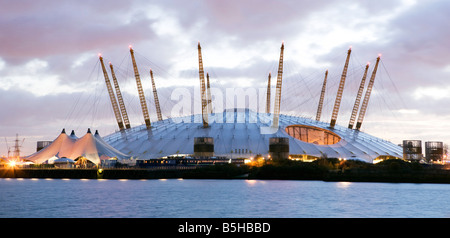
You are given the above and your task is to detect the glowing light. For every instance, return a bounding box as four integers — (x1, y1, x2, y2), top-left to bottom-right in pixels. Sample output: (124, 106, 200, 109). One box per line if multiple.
(8, 160, 16, 167)
(378, 53, 382, 58)
(373, 158, 384, 164)
(98, 53, 102, 58)
(129, 44, 133, 49)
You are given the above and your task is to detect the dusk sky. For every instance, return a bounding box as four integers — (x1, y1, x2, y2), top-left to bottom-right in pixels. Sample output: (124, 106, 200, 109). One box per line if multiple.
(1, 0, 450, 157)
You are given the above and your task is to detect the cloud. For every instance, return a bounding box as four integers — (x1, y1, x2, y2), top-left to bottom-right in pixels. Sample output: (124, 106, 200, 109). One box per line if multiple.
(0, 0, 155, 64)
(2, 0, 450, 156)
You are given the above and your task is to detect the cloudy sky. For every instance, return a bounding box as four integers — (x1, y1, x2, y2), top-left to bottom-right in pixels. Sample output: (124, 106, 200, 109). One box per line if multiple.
(1, 0, 450, 157)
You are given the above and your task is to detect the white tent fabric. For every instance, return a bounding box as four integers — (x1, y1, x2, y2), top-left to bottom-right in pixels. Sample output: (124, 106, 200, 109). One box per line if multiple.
(26, 129, 76, 164)
(26, 129, 130, 165)
(104, 109, 403, 163)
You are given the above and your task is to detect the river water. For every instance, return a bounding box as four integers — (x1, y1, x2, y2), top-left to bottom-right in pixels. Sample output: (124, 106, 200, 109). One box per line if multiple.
(1, 178, 450, 218)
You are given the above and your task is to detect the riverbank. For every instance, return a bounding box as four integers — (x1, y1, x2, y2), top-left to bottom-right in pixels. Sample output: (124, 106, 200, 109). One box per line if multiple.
(249, 158, 450, 183)
(0, 167, 188, 180)
(2, 159, 450, 184)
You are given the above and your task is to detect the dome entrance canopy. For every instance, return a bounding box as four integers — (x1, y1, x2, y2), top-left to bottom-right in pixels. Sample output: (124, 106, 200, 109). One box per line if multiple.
(285, 125, 341, 145)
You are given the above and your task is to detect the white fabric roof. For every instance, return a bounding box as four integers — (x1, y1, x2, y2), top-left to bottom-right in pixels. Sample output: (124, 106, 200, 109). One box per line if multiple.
(26, 129, 130, 164)
(103, 109, 403, 163)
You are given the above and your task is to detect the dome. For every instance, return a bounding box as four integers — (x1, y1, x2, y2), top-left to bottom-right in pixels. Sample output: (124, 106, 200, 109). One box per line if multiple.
(103, 109, 402, 163)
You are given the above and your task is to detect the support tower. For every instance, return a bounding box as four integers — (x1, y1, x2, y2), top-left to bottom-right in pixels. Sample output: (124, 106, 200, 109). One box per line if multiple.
(330, 47, 352, 128)
(315, 70, 328, 121)
(109, 63, 131, 129)
(348, 63, 370, 129)
(266, 72, 271, 114)
(129, 46, 151, 129)
(273, 42, 285, 128)
(150, 69, 163, 121)
(12, 134, 22, 158)
(206, 72, 213, 114)
(197, 42, 208, 127)
(99, 55, 124, 131)
(355, 55, 381, 130)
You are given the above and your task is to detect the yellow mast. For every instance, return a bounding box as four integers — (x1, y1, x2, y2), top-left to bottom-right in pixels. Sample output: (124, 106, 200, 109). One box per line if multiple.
(129, 46, 151, 129)
(206, 72, 213, 114)
(99, 55, 124, 131)
(273, 42, 285, 128)
(197, 42, 208, 127)
(266, 72, 271, 114)
(109, 62, 131, 129)
(150, 69, 163, 121)
(330, 47, 352, 128)
(348, 63, 370, 129)
(356, 55, 381, 131)
(315, 70, 328, 121)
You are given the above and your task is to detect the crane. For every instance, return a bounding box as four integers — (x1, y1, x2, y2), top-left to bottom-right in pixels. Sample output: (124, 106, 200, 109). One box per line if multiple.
(99, 54, 124, 131)
(109, 62, 131, 129)
(266, 72, 271, 114)
(315, 70, 328, 121)
(330, 47, 352, 128)
(356, 55, 381, 131)
(130, 46, 151, 129)
(348, 63, 370, 129)
(273, 42, 285, 128)
(150, 69, 163, 121)
(197, 42, 208, 127)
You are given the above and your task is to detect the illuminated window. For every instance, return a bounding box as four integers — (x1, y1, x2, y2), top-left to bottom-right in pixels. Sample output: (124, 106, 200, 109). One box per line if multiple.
(285, 125, 341, 145)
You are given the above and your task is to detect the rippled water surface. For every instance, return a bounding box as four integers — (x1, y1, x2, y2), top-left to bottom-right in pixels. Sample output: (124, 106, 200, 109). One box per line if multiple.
(1, 178, 450, 218)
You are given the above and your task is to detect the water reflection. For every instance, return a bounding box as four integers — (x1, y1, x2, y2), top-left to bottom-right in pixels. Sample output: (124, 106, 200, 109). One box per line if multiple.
(245, 180, 265, 186)
(2, 179, 450, 217)
(336, 181, 352, 188)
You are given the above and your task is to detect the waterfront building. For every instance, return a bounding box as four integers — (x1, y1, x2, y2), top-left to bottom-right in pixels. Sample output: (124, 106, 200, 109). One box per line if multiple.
(27, 42, 404, 165)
